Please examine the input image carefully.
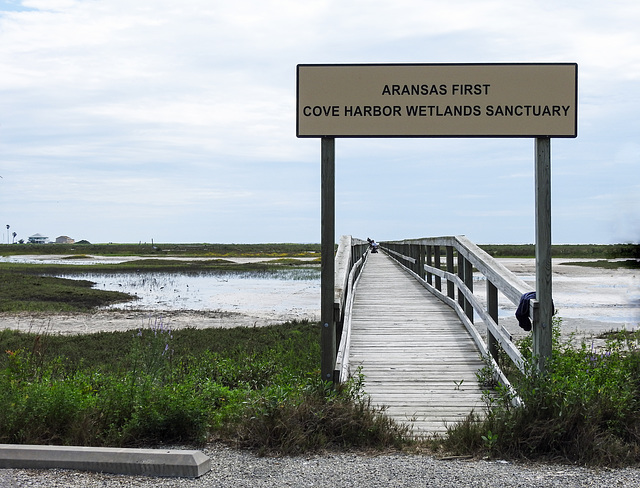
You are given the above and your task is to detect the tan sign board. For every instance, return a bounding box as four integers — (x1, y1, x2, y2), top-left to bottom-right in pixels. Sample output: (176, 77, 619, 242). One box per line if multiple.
(297, 63, 577, 138)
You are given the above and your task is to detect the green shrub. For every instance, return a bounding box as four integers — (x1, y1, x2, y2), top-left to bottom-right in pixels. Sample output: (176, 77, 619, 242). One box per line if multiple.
(0, 321, 408, 453)
(441, 320, 640, 466)
(232, 371, 408, 455)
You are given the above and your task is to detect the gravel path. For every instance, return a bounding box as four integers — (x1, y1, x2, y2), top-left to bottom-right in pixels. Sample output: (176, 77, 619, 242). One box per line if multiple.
(2, 446, 640, 487)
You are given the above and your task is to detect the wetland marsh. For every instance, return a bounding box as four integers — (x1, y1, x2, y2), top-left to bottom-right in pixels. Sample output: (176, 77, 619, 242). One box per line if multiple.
(0, 244, 637, 339)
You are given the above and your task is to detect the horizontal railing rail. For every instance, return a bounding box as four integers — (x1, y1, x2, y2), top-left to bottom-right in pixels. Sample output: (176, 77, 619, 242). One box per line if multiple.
(380, 236, 536, 401)
(334, 236, 369, 383)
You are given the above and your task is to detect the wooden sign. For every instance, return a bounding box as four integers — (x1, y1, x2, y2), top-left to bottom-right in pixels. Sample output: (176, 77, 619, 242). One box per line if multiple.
(297, 63, 577, 138)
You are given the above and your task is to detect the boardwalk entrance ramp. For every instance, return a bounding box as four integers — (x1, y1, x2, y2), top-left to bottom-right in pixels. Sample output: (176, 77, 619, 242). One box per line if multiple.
(349, 252, 488, 436)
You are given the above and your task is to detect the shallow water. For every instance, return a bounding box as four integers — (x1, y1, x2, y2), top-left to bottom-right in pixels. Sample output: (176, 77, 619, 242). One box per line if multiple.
(58, 269, 321, 318)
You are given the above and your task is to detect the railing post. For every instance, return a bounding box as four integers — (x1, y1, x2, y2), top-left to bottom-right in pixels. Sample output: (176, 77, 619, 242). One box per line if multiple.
(446, 246, 455, 299)
(457, 252, 465, 310)
(464, 258, 474, 323)
(410, 244, 418, 275)
(426, 245, 433, 286)
(487, 281, 499, 361)
(417, 245, 425, 280)
(434, 245, 442, 292)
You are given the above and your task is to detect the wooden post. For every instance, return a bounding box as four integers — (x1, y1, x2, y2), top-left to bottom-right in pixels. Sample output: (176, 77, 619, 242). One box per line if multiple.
(487, 281, 499, 361)
(434, 245, 442, 292)
(410, 244, 418, 274)
(457, 253, 465, 310)
(446, 246, 455, 299)
(426, 245, 433, 285)
(321, 137, 336, 383)
(464, 258, 474, 323)
(534, 137, 553, 372)
(417, 245, 426, 280)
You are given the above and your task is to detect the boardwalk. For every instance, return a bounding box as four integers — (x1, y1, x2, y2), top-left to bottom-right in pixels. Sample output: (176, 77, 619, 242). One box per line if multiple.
(349, 252, 488, 436)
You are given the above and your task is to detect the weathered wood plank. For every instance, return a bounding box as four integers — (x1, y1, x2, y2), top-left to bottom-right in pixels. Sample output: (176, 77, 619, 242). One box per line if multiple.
(348, 252, 487, 436)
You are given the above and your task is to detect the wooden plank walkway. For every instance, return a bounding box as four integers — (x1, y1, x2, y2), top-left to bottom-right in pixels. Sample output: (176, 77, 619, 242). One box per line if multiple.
(349, 252, 488, 437)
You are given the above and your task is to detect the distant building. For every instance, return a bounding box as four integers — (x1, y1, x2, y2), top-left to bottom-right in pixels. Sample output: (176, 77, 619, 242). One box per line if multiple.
(28, 233, 48, 244)
(55, 236, 75, 244)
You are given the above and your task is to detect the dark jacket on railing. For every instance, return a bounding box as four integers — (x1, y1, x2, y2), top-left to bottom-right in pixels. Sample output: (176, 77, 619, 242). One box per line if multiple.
(515, 291, 536, 331)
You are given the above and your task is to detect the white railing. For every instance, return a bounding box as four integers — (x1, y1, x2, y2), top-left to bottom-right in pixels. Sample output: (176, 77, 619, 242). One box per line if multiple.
(333, 236, 369, 383)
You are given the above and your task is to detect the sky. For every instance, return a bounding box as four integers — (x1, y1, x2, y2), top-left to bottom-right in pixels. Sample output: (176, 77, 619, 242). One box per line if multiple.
(0, 0, 638, 245)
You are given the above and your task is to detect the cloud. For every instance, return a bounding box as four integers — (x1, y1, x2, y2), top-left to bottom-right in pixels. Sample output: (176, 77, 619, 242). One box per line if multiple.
(0, 0, 639, 244)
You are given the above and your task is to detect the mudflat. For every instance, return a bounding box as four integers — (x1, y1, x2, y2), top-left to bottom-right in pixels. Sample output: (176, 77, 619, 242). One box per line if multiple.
(0, 308, 319, 336)
(492, 258, 639, 344)
(0, 258, 637, 342)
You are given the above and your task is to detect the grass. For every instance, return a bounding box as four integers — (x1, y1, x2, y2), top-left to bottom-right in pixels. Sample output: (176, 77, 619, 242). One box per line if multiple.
(479, 243, 639, 259)
(3, 315, 640, 464)
(0, 257, 319, 275)
(0, 242, 322, 257)
(0, 320, 408, 454)
(438, 320, 640, 466)
(0, 271, 134, 312)
(561, 259, 640, 270)
(598, 329, 640, 340)
(2, 242, 637, 259)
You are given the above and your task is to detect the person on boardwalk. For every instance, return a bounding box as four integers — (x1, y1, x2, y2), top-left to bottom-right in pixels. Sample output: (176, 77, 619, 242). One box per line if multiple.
(367, 237, 379, 253)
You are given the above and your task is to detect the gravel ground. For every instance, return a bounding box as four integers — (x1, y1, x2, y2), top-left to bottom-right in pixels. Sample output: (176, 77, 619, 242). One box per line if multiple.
(2, 445, 640, 487)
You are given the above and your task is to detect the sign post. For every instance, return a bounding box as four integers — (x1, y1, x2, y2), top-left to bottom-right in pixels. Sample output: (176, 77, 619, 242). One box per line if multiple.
(297, 63, 577, 379)
(535, 137, 553, 372)
(320, 137, 336, 382)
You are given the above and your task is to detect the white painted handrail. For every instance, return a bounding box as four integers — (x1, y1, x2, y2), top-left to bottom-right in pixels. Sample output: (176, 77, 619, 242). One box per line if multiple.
(333, 236, 369, 383)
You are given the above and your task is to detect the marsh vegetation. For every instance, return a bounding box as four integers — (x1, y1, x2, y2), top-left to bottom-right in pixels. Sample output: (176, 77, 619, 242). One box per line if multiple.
(0, 321, 406, 454)
(0, 248, 321, 313)
(1, 242, 639, 462)
(439, 321, 640, 466)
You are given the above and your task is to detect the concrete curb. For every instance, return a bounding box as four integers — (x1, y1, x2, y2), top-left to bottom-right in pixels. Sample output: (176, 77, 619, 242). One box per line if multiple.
(0, 444, 211, 478)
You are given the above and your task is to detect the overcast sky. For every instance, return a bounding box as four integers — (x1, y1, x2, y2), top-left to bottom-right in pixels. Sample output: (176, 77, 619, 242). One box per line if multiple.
(0, 0, 638, 245)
